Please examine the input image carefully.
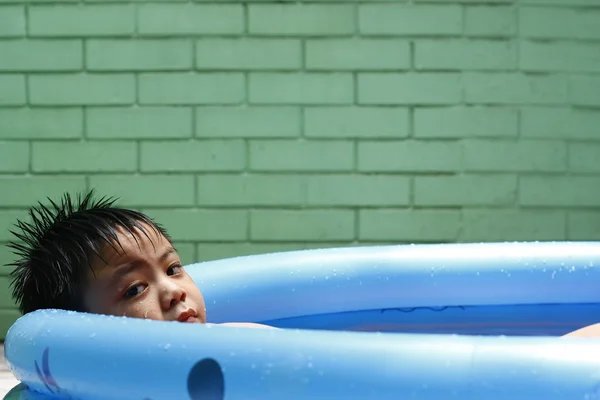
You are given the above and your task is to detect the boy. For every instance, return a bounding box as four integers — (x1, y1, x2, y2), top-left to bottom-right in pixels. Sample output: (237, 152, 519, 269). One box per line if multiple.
(6, 190, 270, 329)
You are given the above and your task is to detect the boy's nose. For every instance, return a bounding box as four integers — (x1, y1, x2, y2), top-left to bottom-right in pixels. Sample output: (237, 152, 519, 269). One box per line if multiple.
(161, 282, 187, 310)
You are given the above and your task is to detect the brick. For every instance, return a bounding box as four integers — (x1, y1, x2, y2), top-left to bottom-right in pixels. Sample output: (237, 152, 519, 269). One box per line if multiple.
(360, 5, 461, 35)
(0, 210, 29, 242)
(0, 75, 25, 105)
(568, 212, 600, 241)
(140, 140, 245, 172)
(0, 310, 21, 339)
(141, 209, 247, 241)
(465, 6, 516, 37)
(461, 210, 566, 242)
(250, 210, 354, 241)
(0, 6, 25, 37)
(249, 4, 354, 35)
(89, 175, 195, 207)
(249, 73, 353, 105)
(173, 243, 195, 266)
(0, 0, 77, 2)
(196, 243, 310, 262)
(521, 108, 600, 140)
(414, 0, 513, 2)
(0, 277, 16, 308)
(0, 108, 81, 140)
(0, 242, 20, 272)
(195, 243, 360, 263)
(360, 210, 460, 241)
(197, 174, 303, 206)
(29, 5, 134, 36)
(520, 177, 600, 207)
(196, 107, 300, 138)
(464, 139, 565, 172)
(307, 175, 410, 206)
(570, 76, 600, 106)
(0, 176, 86, 207)
(464, 73, 567, 105)
(33, 141, 136, 172)
(358, 141, 461, 172)
(87, 107, 192, 139)
(358, 74, 462, 105)
(30, 74, 134, 105)
(306, 39, 410, 70)
(0, 142, 28, 172)
(0, 309, 21, 339)
(414, 107, 518, 138)
(521, 0, 600, 4)
(415, 40, 516, 71)
(305, 107, 409, 138)
(0, 40, 81, 71)
(520, 7, 600, 40)
(196, 39, 301, 70)
(138, 4, 243, 35)
(87, 40, 192, 71)
(520, 42, 600, 73)
(569, 144, 600, 173)
(249, 140, 353, 171)
(415, 175, 517, 207)
(139, 73, 244, 105)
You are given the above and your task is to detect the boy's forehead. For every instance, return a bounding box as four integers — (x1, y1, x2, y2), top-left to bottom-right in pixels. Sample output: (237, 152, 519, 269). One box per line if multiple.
(97, 224, 169, 262)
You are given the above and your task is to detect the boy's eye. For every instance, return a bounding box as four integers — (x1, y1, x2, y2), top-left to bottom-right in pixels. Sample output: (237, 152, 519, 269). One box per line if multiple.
(124, 283, 145, 299)
(167, 264, 182, 276)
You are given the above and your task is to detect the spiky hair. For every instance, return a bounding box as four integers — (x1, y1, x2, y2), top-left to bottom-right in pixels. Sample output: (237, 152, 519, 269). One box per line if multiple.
(6, 190, 171, 315)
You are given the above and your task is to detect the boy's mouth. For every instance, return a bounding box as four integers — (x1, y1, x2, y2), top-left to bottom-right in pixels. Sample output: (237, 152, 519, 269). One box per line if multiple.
(177, 309, 199, 323)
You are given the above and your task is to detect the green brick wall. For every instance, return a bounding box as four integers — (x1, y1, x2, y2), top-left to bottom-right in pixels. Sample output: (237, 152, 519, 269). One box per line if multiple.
(0, 0, 599, 336)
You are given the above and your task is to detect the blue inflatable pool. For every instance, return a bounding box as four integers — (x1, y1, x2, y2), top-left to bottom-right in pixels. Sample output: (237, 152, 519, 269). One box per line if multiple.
(5, 242, 600, 399)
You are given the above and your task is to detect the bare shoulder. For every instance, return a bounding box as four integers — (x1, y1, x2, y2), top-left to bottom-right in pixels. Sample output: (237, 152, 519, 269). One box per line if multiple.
(563, 323, 600, 338)
(218, 322, 278, 329)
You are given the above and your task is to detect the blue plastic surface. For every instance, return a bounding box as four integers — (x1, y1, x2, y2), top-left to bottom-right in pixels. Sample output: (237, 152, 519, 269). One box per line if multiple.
(5, 242, 600, 399)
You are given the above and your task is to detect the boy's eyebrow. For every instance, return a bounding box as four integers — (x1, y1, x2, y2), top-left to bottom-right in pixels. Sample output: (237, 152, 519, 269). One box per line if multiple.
(109, 246, 177, 284)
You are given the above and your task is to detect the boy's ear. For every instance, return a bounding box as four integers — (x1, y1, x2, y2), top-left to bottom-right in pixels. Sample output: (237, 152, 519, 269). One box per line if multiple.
(187, 358, 225, 400)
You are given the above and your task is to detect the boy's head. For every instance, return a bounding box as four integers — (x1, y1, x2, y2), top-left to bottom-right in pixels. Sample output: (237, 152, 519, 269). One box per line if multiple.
(7, 190, 206, 324)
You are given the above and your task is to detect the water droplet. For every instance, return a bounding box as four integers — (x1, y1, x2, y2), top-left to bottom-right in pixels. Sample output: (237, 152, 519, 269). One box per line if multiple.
(89, 333, 96, 339)
(164, 343, 171, 351)
(307, 362, 313, 368)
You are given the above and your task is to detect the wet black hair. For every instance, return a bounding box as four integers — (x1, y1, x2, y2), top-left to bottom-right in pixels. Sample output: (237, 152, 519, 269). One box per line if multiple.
(6, 190, 171, 315)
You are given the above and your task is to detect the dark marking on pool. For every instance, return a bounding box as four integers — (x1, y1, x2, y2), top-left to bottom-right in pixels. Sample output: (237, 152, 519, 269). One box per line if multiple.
(33, 347, 225, 400)
(187, 358, 225, 400)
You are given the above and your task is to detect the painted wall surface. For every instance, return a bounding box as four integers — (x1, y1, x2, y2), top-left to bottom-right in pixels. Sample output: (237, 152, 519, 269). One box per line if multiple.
(0, 0, 598, 336)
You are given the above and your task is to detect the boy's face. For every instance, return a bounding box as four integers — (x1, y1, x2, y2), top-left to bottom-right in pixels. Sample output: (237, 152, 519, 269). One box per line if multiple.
(83, 223, 206, 324)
